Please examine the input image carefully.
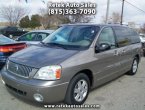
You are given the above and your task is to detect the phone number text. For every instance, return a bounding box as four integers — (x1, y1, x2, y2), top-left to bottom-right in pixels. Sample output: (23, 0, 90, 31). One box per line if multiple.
(48, 8, 96, 15)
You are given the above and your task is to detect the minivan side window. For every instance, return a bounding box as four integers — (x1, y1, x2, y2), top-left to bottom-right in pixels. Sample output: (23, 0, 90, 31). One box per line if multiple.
(97, 27, 116, 49)
(127, 28, 140, 44)
(113, 26, 140, 47)
(113, 26, 131, 47)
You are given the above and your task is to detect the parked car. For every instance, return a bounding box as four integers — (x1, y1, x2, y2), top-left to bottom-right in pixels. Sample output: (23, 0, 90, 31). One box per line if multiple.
(0, 34, 26, 69)
(1, 24, 141, 105)
(16, 30, 54, 46)
(139, 34, 145, 56)
(0, 26, 28, 38)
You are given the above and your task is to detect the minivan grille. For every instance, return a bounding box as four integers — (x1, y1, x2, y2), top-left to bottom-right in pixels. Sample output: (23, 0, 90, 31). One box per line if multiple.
(7, 61, 33, 78)
(6, 84, 27, 96)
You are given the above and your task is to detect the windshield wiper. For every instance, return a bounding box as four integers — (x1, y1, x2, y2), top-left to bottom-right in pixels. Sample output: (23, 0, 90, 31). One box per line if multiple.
(40, 41, 48, 46)
(45, 42, 68, 50)
(40, 41, 44, 44)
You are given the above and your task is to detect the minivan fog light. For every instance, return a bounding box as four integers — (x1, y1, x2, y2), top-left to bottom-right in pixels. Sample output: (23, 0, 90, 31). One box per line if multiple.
(33, 93, 44, 102)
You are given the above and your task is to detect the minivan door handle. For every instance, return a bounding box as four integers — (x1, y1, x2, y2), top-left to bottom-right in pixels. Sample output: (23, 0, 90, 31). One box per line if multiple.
(122, 50, 126, 53)
(114, 50, 119, 56)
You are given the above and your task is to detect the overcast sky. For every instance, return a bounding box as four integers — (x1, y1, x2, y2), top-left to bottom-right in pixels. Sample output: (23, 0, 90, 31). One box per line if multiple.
(0, 0, 145, 25)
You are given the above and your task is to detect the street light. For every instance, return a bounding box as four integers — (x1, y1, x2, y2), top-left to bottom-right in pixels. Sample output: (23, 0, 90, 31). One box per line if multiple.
(121, 0, 125, 25)
(105, 0, 110, 24)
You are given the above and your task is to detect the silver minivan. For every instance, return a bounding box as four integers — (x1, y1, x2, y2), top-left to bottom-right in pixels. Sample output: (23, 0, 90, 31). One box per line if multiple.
(1, 24, 141, 105)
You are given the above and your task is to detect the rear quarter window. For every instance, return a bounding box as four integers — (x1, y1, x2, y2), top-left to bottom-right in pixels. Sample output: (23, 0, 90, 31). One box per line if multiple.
(113, 26, 140, 47)
(113, 26, 131, 47)
(128, 28, 140, 44)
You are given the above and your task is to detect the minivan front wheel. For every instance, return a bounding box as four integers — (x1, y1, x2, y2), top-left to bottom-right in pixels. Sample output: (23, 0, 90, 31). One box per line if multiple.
(127, 58, 139, 75)
(64, 73, 90, 105)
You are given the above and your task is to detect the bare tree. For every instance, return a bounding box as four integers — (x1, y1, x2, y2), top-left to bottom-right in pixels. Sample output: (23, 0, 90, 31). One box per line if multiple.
(59, 7, 95, 23)
(68, 14, 94, 23)
(39, 2, 96, 29)
(141, 23, 145, 33)
(111, 12, 121, 23)
(0, 5, 29, 26)
(101, 16, 106, 24)
(102, 12, 121, 24)
(39, 8, 70, 29)
(39, 8, 50, 29)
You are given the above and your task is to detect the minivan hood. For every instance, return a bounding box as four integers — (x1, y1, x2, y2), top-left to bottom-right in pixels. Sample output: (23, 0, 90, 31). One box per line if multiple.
(9, 45, 79, 68)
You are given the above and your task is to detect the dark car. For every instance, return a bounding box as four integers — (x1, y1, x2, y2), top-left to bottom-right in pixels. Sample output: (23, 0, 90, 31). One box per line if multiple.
(0, 35, 27, 69)
(0, 26, 28, 38)
(1, 24, 141, 104)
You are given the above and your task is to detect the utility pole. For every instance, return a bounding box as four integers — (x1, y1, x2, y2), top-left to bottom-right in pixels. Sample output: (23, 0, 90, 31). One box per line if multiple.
(105, 0, 110, 24)
(120, 0, 125, 25)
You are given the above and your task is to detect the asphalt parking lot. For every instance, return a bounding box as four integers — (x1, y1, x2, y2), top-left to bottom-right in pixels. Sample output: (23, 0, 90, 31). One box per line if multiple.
(0, 58, 145, 110)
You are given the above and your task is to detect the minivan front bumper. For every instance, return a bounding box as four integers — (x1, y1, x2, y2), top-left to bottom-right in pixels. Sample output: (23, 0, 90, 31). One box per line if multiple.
(1, 70, 69, 103)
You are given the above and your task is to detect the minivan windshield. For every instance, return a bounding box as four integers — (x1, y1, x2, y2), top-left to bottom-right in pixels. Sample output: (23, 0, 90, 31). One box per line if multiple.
(42, 25, 100, 50)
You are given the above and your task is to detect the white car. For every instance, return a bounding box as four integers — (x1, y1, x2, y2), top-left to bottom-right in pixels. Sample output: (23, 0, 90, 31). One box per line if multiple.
(140, 34, 145, 43)
(16, 30, 54, 46)
(139, 34, 145, 56)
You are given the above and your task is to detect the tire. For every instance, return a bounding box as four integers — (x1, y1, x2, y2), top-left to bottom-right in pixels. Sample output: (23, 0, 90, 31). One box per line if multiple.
(127, 57, 139, 75)
(64, 73, 90, 105)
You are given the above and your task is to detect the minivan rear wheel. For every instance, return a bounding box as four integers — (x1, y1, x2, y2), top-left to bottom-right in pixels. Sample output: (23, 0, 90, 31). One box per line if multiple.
(127, 57, 139, 75)
(64, 73, 90, 105)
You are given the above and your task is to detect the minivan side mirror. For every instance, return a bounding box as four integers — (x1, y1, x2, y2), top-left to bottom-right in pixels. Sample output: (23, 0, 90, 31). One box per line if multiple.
(95, 43, 111, 53)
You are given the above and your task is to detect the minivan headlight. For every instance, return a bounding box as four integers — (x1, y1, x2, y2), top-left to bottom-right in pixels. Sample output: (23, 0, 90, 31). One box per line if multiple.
(34, 65, 61, 80)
